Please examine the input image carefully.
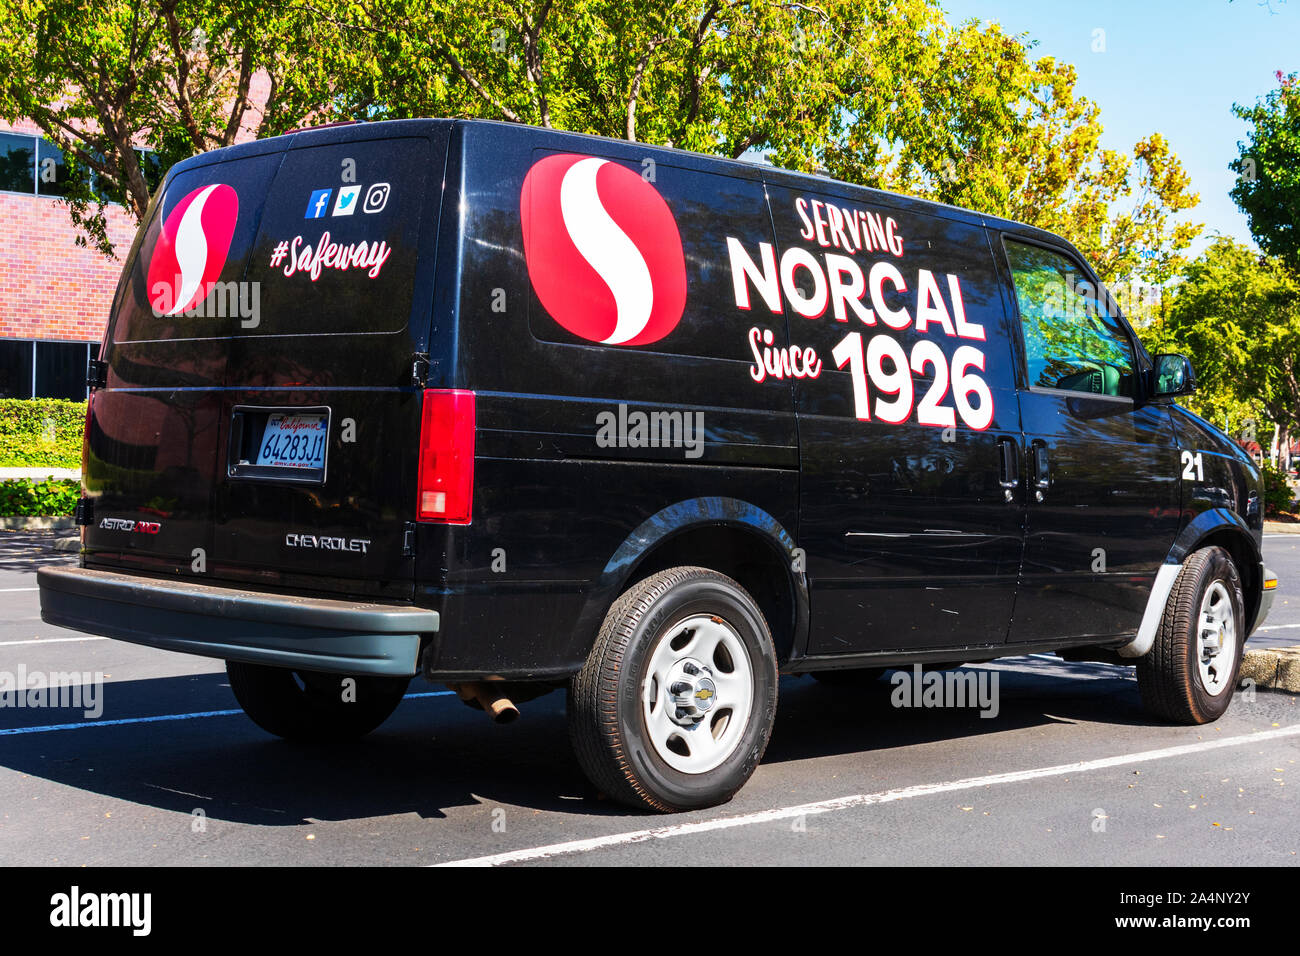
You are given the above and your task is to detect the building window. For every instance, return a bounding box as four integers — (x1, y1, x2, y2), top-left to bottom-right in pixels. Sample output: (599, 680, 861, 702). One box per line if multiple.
(37, 138, 71, 197)
(0, 130, 163, 202)
(0, 339, 95, 400)
(0, 132, 35, 194)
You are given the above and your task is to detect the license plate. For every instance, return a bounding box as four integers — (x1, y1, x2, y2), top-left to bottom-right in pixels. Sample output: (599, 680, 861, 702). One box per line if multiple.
(256, 413, 328, 469)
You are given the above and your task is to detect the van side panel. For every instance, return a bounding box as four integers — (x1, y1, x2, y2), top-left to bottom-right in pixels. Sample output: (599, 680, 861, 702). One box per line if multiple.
(760, 184, 1025, 654)
(417, 123, 800, 677)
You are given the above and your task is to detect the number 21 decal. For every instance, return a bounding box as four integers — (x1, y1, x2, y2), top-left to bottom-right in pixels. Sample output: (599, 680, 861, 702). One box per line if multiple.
(1180, 450, 1204, 481)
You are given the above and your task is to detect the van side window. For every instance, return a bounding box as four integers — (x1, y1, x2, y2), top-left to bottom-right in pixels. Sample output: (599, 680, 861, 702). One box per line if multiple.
(1004, 240, 1135, 398)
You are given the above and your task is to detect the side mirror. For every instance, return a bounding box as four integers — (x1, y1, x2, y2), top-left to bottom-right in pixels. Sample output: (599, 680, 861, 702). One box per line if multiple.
(1152, 353, 1196, 398)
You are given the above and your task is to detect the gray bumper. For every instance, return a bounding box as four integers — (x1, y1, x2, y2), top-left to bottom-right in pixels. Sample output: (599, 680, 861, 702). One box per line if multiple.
(37, 566, 437, 677)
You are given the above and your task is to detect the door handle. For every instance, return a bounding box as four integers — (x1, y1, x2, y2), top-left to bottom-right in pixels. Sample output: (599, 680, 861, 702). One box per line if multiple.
(997, 438, 1019, 502)
(1031, 440, 1050, 500)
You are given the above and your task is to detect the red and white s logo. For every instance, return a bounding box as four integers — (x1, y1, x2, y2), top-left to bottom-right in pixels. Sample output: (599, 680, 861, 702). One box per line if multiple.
(520, 154, 686, 347)
(146, 183, 239, 316)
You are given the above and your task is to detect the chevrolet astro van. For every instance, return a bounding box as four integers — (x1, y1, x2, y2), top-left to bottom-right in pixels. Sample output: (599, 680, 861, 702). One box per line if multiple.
(38, 119, 1278, 812)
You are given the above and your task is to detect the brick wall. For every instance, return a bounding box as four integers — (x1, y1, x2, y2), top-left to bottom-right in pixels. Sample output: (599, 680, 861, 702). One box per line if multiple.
(0, 190, 136, 344)
(1, 71, 272, 345)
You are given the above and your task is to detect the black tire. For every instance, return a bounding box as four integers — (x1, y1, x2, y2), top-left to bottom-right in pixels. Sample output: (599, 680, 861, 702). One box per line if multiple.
(1137, 546, 1245, 724)
(568, 566, 779, 812)
(811, 667, 886, 685)
(226, 661, 410, 742)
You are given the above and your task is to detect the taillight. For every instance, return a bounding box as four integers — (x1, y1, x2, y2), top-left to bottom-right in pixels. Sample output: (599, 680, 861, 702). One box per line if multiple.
(417, 389, 475, 524)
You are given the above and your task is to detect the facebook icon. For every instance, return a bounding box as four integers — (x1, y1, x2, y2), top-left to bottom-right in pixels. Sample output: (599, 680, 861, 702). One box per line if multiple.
(305, 188, 332, 219)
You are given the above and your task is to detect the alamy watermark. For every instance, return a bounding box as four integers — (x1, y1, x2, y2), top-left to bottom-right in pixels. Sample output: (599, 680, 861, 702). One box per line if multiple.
(596, 404, 705, 459)
(0, 665, 104, 719)
(150, 279, 261, 328)
(889, 664, 1000, 719)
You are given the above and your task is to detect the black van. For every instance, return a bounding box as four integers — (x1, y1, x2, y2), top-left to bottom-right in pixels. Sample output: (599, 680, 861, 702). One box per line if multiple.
(39, 119, 1277, 812)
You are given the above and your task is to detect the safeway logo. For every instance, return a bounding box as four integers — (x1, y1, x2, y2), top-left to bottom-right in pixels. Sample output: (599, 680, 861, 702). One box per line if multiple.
(520, 154, 686, 347)
(146, 183, 239, 316)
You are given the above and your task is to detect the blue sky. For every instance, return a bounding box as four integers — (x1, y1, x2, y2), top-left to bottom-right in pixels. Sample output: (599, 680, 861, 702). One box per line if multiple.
(940, 0, 1296, 254)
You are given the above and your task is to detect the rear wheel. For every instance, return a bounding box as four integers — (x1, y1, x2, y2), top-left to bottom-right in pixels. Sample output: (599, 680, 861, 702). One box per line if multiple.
(226, 661, 410, 742)
(1137, 546, 1244, 724)
(568, 566, 778, 812)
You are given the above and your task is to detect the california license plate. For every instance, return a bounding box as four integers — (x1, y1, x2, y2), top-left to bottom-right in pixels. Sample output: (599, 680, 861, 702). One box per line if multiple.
(256, 413, 328, 469)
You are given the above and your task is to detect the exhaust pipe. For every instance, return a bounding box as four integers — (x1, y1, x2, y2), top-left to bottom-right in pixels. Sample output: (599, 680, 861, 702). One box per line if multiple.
(449, 682, 520, 724)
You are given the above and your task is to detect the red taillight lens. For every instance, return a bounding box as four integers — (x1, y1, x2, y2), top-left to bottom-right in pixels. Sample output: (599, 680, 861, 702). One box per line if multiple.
(417, 389, 475, 524)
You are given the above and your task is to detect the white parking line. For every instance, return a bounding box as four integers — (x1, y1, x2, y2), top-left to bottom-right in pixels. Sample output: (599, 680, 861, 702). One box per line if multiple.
(434, 723, 1300, 867)
(1257, 623, 1300, 632)
(0, 636, 106, 647)
(0, 588, 38, 592)
(0, 690, 457, 736)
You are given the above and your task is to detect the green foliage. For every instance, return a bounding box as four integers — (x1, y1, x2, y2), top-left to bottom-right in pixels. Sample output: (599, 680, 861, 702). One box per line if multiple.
(1141, 239, 1300, 447)
(1231, 72, 1300, 272)
(0, 399, 87, 468)
(0, 0, 1200, 284)
(0, 478, 80, 516)
(0, 0, 341, 255)
(1259, 459, 1297, 516)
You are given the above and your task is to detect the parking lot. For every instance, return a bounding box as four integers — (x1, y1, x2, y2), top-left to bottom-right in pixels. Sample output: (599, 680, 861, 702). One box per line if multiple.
(0, 530, 1295, 867)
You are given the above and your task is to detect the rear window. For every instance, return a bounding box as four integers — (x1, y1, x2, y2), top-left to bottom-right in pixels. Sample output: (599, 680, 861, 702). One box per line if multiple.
(241, 138, 431, 337)
(111, 137, 433, 345)
(111, 153, 283, 344)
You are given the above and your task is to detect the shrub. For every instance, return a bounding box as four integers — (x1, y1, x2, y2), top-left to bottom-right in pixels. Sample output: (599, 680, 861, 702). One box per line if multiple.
(0, 399, 86, 468)
(0, 478, 80, 517)
(1260, 459, 1297, 516)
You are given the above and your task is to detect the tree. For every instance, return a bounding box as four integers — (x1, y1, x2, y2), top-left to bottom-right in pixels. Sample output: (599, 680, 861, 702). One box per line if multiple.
(1231, 72, 1300, 272)
(1141, 238, 1300, 470)
(316, 4, 1197, 294)
(826, 18, 1199, 298)
(0, 0, 338, 255)
(1, 0, 1200, 286)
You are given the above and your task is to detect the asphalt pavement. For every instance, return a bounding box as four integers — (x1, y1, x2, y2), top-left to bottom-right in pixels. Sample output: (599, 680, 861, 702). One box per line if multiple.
(0, 530, 1294, 866)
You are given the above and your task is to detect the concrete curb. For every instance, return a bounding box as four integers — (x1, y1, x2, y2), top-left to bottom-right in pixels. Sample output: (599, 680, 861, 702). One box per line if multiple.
(0, 515, 76, 531)
(0, 468, 80, 481)
(1264, 520, 1300, 534)
(1240, 647, 1300, 692)
(49, 534, 81, 552)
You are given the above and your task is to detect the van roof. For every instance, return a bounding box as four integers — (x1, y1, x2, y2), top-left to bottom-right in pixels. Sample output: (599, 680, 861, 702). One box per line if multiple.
(164, 116, 1083, 269)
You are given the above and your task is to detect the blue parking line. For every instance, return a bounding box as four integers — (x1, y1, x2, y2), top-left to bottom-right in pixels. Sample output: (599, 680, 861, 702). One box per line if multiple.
(0, 690, 457, 737)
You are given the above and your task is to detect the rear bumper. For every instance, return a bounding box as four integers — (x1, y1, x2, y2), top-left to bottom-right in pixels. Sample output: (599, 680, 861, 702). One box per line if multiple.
(37, 566, 437, 677)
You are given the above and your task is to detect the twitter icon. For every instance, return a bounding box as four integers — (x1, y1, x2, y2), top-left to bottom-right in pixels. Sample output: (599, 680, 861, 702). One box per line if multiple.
(332, 185, 361, 217)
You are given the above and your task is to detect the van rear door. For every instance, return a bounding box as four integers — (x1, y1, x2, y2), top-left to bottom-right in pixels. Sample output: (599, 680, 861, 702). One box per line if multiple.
(86, 124, 447, 602)
(85, 144, 285, 577)
(209, 128, 446, 599)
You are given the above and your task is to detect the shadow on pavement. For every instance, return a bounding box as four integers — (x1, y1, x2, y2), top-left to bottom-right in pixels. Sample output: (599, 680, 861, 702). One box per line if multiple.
(0, 658, 1162, 825)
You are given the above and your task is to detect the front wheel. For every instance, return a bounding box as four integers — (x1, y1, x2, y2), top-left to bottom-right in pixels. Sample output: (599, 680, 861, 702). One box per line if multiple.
(568, 566, 779, 812)
(226, 661, 410, 742)
(1137, 546, 1245, 724)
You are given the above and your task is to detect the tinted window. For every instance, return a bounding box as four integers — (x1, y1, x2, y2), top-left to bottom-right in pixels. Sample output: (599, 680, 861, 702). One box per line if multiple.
(36, 139, 70, 197)
(1004, 239, 1135, 398)
(0, 132, 34, 194)
(241, 138, 431, 337)
(0, 340, 33, 397)
(522, 150, 773, 362)
(761, 184, 1018, 426)
(34, 341, 89, 399)
(111, 152, 285, 344)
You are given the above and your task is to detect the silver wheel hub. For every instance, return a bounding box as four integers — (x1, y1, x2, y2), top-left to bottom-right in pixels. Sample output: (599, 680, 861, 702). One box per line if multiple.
(667, 659, 718, 723)
(1196, 580, 1237, 698)
(642, 615, 755, 774)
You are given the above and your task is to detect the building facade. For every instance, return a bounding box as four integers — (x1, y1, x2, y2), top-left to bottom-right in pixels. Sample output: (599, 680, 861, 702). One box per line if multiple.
(0, 118, 141, 400)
